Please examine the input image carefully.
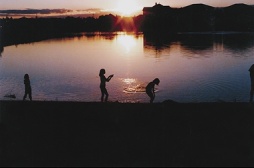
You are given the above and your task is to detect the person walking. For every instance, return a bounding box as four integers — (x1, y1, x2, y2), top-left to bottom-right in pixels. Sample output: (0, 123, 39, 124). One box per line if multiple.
(23, 74, 32, 101)
(249, 64, 254, 103)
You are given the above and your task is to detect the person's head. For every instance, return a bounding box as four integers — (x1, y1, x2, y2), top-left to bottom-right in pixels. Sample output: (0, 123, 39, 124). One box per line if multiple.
(153, 78, 160, 85)
(24, 74, 29, 80)
(99, 69, 106, 76)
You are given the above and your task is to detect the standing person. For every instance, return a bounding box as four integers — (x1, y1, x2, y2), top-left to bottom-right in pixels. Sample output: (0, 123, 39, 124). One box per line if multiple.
(23, 74, 32, 101)
(146, 78, 160, 103)
(249, 64, 254, 103)
(99, 69, 113, 102)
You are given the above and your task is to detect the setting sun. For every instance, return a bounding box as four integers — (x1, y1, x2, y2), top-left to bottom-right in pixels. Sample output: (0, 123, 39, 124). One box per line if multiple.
(114, 0, 142, 16)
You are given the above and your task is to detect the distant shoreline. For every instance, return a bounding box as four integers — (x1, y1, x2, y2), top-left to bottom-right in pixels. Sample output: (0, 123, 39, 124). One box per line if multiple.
(1, 30, 254, 48)
(177, 31, 254, 35)
(0, 3, 253, 19)
(1, 3, 254, 48)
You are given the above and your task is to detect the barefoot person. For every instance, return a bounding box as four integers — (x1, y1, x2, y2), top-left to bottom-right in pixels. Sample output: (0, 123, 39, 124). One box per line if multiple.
(99, 69, 114, 102)
(249, 64, 254, 103)
(23, 74, 32, 101)
(146, 78, 160, 103)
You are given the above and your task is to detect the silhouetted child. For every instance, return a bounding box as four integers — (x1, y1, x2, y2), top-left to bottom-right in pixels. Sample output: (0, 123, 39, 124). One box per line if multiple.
(249, 64, 254, 103)
(146, 78, 160, 103)
(23, 74, 32, 101)
(99, 69, 113, 102)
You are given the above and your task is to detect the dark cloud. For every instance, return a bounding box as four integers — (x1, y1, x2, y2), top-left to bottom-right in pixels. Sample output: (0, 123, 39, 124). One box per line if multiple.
(77, 8, 102, 12)
(0, 8, 116, 18)
(0, 9, 73, 15)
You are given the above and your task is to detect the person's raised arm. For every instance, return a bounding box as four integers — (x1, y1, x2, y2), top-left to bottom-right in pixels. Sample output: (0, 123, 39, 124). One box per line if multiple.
(106, 74, 114, 82)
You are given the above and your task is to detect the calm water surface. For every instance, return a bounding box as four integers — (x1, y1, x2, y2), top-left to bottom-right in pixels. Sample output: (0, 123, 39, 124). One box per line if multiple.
(1, 32, 254, 102)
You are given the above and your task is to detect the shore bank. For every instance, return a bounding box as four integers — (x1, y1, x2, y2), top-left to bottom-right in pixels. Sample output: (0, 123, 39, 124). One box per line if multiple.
(0, 101, 254, 166)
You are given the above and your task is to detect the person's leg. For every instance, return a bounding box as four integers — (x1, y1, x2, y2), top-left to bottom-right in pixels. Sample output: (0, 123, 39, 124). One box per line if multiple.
(104, 89, 109, 102)
(250, 80, 254, 103)
(146, 91, 154, 103)
(101, 87, 109, 102)
(23, 93, 27, 100)
(100, 88, 105, 102)
(150, 96, 154, 103)
(29, 92, 32, 101)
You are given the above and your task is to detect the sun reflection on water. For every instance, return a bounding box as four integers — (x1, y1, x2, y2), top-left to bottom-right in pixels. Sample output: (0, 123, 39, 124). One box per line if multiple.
(122, 78, 136, 84)
(121, 78, 147, 93)
(116, 35, 137, 53)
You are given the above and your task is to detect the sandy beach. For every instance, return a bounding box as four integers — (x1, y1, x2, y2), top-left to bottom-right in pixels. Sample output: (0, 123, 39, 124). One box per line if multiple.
(0, 100, 254, 166)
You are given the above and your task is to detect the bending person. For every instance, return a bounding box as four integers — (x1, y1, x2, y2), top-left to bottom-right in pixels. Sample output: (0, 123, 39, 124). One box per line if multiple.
(146, 78, 160, 103)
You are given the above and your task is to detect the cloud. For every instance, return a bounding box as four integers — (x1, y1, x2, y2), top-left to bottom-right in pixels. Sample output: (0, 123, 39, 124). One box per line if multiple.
(0, 9, 73, 15)
(77, 8, 102, 13)
(0, 8, 116, 18)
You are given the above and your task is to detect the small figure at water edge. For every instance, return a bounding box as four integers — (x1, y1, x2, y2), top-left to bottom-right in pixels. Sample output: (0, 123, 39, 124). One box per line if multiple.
(249, 64, 254, 103)
(23, 74, 32, 101)
(99, 69, 114, 102)
(146, 78, 160, 103)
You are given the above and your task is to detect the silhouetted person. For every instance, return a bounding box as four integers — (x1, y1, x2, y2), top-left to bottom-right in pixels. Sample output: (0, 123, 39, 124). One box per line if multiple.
(23, 74, 32, 101)
(99, 69, 113, 102)
(249, 64, 254, 103)
(146, 78, 160, 103)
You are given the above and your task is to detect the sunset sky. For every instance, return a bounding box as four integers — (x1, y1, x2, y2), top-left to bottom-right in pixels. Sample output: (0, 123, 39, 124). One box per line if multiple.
(0, 0, 253, 17)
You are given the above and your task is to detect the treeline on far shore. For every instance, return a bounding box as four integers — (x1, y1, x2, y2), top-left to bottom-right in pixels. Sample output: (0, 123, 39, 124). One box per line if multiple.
(0, 3, 254, 47)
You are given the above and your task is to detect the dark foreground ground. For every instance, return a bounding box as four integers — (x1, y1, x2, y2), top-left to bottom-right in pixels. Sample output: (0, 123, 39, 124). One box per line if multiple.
(0, 101, 254, 167)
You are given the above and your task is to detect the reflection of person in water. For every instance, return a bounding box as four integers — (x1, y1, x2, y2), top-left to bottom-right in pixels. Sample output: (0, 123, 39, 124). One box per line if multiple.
(249, 64, 254, 103)
(146, 78, 160, 103)
(99, 69, 114, 102)
(23, 74, 32, 101)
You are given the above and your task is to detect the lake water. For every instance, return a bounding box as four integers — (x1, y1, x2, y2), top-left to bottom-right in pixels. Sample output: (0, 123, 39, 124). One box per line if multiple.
(1, 32, 254, 103)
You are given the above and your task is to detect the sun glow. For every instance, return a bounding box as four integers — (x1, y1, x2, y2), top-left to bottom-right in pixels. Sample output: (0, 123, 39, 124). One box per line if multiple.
(115, 0, 142, 16)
